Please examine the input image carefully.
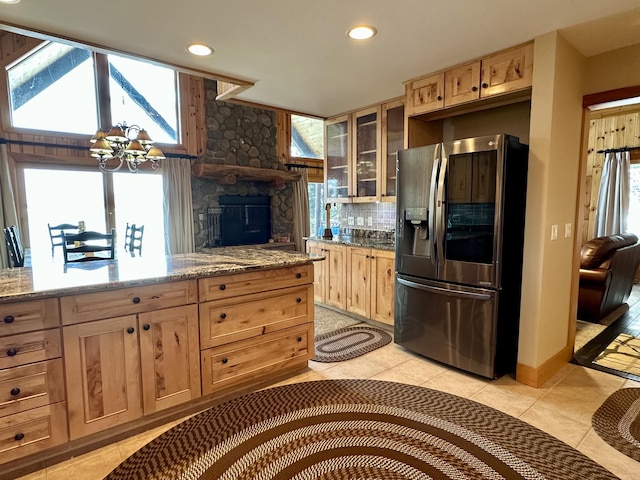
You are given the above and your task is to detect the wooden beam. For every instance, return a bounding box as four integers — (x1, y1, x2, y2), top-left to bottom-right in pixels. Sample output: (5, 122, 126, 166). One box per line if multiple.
(191, 163, 301, 184)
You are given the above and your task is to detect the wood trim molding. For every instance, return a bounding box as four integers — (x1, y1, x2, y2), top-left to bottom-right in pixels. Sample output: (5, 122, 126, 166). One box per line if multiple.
(516, 344, 574, 388)
(583, 85, 640, 108)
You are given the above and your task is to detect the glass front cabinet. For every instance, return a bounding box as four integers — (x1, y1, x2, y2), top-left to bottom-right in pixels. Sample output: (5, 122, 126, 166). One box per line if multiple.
(351, 106, 380, 202)
(380, 99, 404, 201)
(325, 115, 351, 202)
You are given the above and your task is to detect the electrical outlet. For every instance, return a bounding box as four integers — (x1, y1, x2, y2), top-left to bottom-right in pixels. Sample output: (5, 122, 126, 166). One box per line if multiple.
(348, 216, 354, 226)
(564, 223, 572, 238)
(551, 224, 558, 241)
(367, 216, 373, 227)
(356, 216, 364, 226)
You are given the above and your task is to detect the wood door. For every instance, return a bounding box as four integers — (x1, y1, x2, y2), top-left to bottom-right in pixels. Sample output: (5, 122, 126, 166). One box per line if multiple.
(444, 62, 480, 107)
(352, 106, 380, 202)
(406, 73, 444, 115)
(63, 315, 142, 440)
(371, 250, 395, 325)
(138, 305, 201, 415)
(325, 244, 346, 310)
(325, 115, 351, 203)
(380, 99, 404, 201)
(480, 43, 534, 98)
(346, 247, 371, 318)
(306, 241, 326, 303)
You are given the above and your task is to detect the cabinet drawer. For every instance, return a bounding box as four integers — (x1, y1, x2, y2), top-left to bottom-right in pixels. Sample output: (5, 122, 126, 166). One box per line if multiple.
(0, 299, 59, 337)
(199, 264, 312, 302)
(199, 285, 313, 348)
(60, 279, 197, 325)
(0, 402, 67, 464)
(201, 323, 313, 395)
(0, 330, 61, 370)
(0, 359, 65, 418)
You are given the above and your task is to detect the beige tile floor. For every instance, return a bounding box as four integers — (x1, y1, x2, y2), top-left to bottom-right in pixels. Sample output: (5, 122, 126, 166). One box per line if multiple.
(16, 339, 640, 480)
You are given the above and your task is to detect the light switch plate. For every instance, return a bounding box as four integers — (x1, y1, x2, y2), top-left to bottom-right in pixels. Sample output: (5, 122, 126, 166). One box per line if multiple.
(551, 224, 558, 241)
(564, 223, 572, 238)
(356, 217, 364, 226)
(367, 216, 373, 227)
(348, 217, 354, 226)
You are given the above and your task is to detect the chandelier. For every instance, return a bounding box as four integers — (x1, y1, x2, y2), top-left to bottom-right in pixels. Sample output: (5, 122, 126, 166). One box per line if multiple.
(89, 123, 165, 173)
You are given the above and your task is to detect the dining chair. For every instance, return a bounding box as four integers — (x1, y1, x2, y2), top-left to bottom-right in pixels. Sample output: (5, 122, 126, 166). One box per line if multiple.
(48, 223, 79, 253)
(62, 229, 115, 263)
(3, 225, 25, 267)
(124, 223, 144, 255)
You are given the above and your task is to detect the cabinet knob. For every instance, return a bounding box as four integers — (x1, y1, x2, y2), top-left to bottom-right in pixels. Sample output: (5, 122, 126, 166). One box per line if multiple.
(127, 327, 135, 334)
(143, 324, 150, 331)
(437, 95, 442, 101)
(366, 255, 370, 258)
(296, 273, 302, 279)
(381, 194, 386, 197)
(296, 298, 302, 303)
(222, 357, 228, 364)
(6, 348, 17, 357)
(3, 315, 14, 324)
(482, 82, 488, 88)
(297, 336, 303, 342)
(220, 284, 226, 291)
(471, 86, 478, 92)
(220, 313, 227, 319)
(132, 297, 141, 304)
(10, 387, 20, 396)
(371, 256, 375, 259)
(14, 433, 24, 442)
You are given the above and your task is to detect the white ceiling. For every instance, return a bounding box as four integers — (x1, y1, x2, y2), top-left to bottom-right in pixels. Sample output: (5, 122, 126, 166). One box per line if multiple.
(1, 0, 640, 118)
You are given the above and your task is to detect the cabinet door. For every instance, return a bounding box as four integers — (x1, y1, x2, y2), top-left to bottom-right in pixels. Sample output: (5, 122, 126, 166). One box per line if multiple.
(63, 315, 142, 440)
(406, 73, 444, 115)
(380, 100, 404, 201)
(325, 115, 351, 202)
(444, 62, 480, 107)
(370, 250, 395, 325)
(138, 305, 200, 415)
(480, 43, 534, 98)
(325, 244, 346, 310)
(306, 241, 326, 303)
(346, 247, 371, 318)
(352, 106, 380, 202)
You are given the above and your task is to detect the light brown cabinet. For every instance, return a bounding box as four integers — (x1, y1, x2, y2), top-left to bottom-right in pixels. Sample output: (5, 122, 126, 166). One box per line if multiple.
(352, 106, 381, 202)
(406, 73, 444, 116)
(306, 241, 346, 309)
(380, 99, 404, 201)
(346, 247, 395, 325)
(325, 115, 351, 202)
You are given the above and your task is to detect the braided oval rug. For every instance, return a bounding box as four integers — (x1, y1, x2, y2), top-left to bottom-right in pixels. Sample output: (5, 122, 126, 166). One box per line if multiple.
(312, 326, 392, 362)
(106, 379, 617, 480)
(592, 387, 640, 462)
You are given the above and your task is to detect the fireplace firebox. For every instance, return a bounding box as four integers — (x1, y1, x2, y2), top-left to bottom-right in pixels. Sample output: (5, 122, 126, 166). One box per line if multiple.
(207, 195, 271, 247)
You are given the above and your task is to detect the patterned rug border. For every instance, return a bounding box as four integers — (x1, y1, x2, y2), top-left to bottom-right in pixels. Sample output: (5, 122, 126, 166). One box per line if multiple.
(311, 325, 392, 362)
(592, 387, 640, 462)
(105, 379, 617, 480)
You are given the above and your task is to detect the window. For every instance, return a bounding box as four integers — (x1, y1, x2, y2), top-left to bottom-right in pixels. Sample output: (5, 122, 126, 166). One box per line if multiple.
(629, 161, 640, 235)
(291, 115, 324, 159)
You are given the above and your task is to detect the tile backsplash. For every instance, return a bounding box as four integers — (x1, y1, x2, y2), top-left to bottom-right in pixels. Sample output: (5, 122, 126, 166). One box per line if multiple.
(339, 202, 396, 232)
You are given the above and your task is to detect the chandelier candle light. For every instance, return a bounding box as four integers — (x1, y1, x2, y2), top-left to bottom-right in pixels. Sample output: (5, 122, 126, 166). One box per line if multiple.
(89, 123, 165, 173)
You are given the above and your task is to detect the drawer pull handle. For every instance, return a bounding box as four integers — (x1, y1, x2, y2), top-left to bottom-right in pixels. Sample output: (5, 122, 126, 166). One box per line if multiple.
(437, 95, 442, 101)
(132, 297, 141, 304)
(127, 327, 135, 334)
(143, 324, 150, 331)
(3, 315, 14, 324)
(296, 298, 302, 303)
(297, 336, 303, 342)
(220, 284, 226, 290)
(222, 357, 228, 364)
(14, 433, 24, 442)
(7, 348, 17, 357)
(482, 82, 489, 88)
(296, 273, 302, 278)
(220, 313, 227, 319)
(10, 388, 20, 396)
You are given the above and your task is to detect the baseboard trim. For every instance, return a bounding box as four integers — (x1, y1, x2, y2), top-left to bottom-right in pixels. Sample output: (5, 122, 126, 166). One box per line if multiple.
(516, 344, 574, 387)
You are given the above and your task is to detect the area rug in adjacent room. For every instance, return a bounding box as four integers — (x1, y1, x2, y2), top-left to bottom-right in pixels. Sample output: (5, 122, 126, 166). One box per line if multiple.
(314, 305, 361, 335)
(592, 388, 640, 462)
(105, 379, 617, 480)
(311, 325, 392, 362)
(593, 332, 640, 377)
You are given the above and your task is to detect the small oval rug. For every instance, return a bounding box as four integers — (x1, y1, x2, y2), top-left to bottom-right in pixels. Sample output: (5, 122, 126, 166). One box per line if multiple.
(312, 325, 392, 362)
(592, 387, 640, 462)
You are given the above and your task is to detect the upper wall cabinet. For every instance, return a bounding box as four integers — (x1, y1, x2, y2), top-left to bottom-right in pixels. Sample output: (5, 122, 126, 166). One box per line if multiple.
(325, 114, 351, 202)
(405, 42, 534, 116)
(352, 106, 381, 203)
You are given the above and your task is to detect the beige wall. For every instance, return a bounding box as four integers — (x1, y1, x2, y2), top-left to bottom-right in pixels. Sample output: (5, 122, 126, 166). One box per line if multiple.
(584, 43, 640, 95)
(518, 32, 586, 369)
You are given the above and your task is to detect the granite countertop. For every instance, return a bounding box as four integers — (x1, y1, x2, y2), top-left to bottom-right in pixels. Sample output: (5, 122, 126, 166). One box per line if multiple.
(305, 235, 395, 251)
(0, 248, 315, 303)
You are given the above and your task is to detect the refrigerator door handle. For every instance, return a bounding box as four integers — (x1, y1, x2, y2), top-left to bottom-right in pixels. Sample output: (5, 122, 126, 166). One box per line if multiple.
(428, 146, 439, 265)
(435, 153, 447, 265)
(397, 277, 492, 301)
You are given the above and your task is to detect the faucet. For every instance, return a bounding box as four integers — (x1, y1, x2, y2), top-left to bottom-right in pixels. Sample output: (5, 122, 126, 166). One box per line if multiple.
(323, 203, 333, 239)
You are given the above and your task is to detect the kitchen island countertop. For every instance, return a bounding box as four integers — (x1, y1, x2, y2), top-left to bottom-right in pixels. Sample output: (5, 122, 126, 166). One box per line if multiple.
(305, 235, 395, 251)
(0, 248, 316, 303)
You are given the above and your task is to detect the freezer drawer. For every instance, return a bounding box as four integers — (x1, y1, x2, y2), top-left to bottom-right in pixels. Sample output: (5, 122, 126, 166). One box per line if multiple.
(394, 274, 499, 378)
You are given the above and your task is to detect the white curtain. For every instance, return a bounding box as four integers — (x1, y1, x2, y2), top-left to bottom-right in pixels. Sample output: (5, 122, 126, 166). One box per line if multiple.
(162, 158, 195, 254)
(595, 150, 630, 237)
(291, 166, 310, 252)
(0, 145, 19, 268)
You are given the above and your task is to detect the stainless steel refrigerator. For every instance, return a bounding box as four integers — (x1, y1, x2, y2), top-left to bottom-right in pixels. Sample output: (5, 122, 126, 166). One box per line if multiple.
(394, 134, 528, 378)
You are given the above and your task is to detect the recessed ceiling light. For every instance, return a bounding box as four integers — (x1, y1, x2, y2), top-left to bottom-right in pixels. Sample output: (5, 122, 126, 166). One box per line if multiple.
(187, 43, 213, 56)
(347, 25, 377, 40)
(0, 0, 22, 4)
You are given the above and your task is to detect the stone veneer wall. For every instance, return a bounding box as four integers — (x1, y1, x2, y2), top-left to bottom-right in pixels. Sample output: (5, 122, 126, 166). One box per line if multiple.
(191, 79, 294, 249)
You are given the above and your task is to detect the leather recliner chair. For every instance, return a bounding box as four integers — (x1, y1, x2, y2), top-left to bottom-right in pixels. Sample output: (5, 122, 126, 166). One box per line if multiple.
(577, 233, 640, 322)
